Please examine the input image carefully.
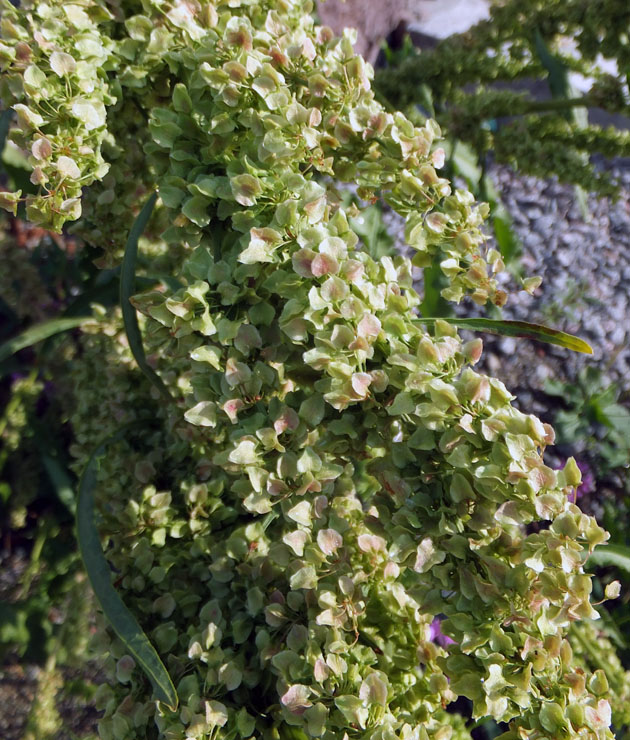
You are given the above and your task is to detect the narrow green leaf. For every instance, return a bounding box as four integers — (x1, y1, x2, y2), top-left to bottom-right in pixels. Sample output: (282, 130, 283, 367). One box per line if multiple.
(492, 210, 522, 269)
(421, 262, 452, 319)
(76, 429, 178, 710)
(0, 316, 87, 364)
(478, 172, 523, 273)
(450, 140, 482, 188)
(595, 605, 628, 649)
(414, 317, 592, 354)
(41, 454, 76, 515)
(574, 183, 590, 221)
(533, 29, 571, 102)
(349, 204, 394, 260)
(120, 192, 172, 400)
(587, 544, 630, 574)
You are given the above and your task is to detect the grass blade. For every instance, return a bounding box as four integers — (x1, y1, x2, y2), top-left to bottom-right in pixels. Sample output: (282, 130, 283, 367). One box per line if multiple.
(533, 29, 571, 102)
(120, 192, 172, 400)
(414, 317, 592, 354)
(421, 262, 453, 319)
(492, 210, 522, 271)
(481, 175, 523, 271)
(0, 316, 87, 364)
(76, 429, 178, 710)
(533, 28, 591, 217)
(587, 544, 630, 574)
(41, 454, 76, 515)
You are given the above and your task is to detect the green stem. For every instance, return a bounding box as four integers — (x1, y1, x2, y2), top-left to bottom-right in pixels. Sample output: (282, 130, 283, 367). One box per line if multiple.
(521, 95, 593, 114)
(18, 520, 48, 599)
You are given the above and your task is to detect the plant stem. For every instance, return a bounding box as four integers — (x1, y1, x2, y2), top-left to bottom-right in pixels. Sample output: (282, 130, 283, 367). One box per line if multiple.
(18, 520, 48, 599)
(522, 95, 593, 114)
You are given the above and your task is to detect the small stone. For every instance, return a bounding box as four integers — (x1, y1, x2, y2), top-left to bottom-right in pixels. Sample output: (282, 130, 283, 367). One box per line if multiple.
(533, 215, 555, 234)
(556, 251, 573, 267)
(609, 326, 626, 346)
(523, 233, 542, 250)
(499, 337, 516, 354)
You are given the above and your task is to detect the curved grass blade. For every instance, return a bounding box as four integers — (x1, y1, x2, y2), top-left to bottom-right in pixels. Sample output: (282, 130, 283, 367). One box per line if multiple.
(120, 192, 172, 401)
(42, 454, 76, 515)
(587, 544, 630, 574)
(77, 429, 178, 710)
(0, 316, 87, 364)
(414, 317, 592, 354)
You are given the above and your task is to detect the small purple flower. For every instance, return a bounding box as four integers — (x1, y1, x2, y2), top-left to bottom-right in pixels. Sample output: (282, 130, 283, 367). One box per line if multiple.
(429, 618, 455, 647)
(575, 459, 596, 496)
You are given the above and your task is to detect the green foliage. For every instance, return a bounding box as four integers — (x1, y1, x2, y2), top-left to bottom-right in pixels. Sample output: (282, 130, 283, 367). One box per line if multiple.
(375, 0, 630, 197)
(0, 210, 104, 733)
(348, 203, 395, 261)
(0, 2, 626, 740)
(0, 366, 94, 705)
(588, 544, 630, 575)
(545, 367, 630, 474)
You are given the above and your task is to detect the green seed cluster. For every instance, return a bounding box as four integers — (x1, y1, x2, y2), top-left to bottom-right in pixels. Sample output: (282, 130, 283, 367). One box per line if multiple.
(377, 0, 630, 103)
(3, 2, 622, 740)
(0, 0, 116, 228)
(375, 0, 630, 196)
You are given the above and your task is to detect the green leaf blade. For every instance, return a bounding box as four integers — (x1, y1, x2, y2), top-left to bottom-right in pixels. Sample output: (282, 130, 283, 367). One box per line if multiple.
(414, 317, 593, 354)
(76, 430, 178, 710)
(0, 316, 87, 365)
(533, 29, 571, 102)
(120, 192, 172, 400)
(587, 544, 630, 574)
(421, 262, 453, 319)
(41, 454, 76, 515)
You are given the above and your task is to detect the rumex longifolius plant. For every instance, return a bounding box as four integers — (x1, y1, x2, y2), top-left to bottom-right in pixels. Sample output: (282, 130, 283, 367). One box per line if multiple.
(0, 1, 619, 739)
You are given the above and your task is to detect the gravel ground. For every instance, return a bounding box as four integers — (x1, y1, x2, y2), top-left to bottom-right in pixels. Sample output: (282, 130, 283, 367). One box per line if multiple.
(482, 162, 630, 390)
